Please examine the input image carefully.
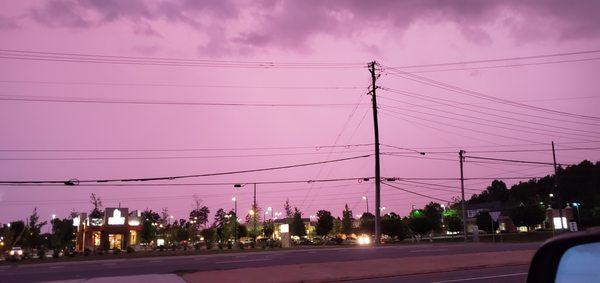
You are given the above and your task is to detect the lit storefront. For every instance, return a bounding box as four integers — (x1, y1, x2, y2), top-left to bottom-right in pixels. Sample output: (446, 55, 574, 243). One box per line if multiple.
(73, 208, 143, 252)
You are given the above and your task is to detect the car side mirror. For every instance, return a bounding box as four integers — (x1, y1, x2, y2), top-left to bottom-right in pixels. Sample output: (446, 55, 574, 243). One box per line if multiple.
(527, 229, 600, 283)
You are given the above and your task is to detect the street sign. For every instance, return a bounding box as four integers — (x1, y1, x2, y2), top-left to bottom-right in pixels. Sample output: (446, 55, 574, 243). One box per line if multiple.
(569, 222, 578, 232)
(489, 211, 501, 222)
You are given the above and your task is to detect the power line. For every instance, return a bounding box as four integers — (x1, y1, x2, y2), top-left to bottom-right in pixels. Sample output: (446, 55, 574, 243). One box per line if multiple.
(0, 80, 364, 90)
(382, 182, 451, 202)
(0, 154, 371, 185)
(379, 108, 545, 144)
(379, 87, 600, 128)
(464, 155, 575, 166)
(378, 90, 600, 137)
(388, 49, 600, 69)
(0, 177, 372, 187)
(377, 141, 600, 151)
(383, 67, 600, 121)
(0, 49, 365, 69)
(0, 150, 378, 161)
(0, 95, 368, 108)
(379, 103, 600, 142)
(401, 57, 600, 74)
(0, 143, 374, 153)
(299, 89, 367, 208)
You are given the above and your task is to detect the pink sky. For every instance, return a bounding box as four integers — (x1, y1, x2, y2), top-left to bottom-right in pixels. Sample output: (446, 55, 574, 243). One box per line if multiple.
(1, 0, 600, 225)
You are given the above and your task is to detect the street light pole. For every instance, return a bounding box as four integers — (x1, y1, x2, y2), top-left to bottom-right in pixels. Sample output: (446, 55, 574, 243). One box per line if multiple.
(362, 196, 369, 214)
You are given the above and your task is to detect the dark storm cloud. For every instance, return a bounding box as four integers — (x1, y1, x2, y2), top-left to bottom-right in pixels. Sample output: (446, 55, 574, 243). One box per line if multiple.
(26, 0, 600, 53)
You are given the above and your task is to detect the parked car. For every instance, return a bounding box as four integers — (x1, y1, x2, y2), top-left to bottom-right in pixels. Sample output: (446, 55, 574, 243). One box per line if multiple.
(7, 247, 24, 261)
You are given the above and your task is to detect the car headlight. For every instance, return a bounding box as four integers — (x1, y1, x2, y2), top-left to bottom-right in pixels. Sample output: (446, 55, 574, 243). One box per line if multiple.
(17, 250, 23, 255)
(358, 236, 371, 245)
(9, 251, 15, 255)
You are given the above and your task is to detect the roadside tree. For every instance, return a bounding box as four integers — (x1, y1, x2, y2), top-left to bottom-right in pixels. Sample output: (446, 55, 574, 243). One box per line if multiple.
(315, 210, 334, 237)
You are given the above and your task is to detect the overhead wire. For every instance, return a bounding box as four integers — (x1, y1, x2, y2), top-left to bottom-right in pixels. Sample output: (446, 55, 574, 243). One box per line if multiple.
(382, 182, 451, 203)
(0, 154, 371, 185)
(388, 49, 600, 69)
(383, 67, 600, 121)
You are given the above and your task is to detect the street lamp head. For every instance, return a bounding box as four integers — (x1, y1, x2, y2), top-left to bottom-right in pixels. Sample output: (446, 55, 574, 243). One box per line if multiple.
(51, 214, 56, 219)
(267, 207, 272, 211)
(362, 196, 367, 200)
(549, 193, 554, 198)
(232, 197, 237, 202)
(249, 209, 255, 216)
(233, 184, 243, 188)
(573, 202, 580, 207)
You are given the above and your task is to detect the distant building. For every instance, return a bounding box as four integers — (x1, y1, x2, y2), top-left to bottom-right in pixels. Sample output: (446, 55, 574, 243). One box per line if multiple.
(272, 218, 315, 239)
(546, 206, 574, 230)
(73, 208, 143, 251)
(466, 201, 517, 233)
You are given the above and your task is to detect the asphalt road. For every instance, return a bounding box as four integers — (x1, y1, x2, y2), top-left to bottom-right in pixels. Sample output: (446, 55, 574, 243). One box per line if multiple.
(0, 242, 540, 283)
(347, 265, 529, 283)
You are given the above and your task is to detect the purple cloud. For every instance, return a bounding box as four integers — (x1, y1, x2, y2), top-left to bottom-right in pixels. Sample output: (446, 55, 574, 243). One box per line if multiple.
(26, 0, 600, 54)
(0, 15, 19, 29)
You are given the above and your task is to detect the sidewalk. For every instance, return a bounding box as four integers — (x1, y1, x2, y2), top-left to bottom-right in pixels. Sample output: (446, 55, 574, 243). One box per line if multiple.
(181, 249, 535, 283)
(43, 274, 185, 283)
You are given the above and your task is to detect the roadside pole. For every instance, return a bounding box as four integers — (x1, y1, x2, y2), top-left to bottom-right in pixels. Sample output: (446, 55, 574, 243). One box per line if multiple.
(459, 150, 467, 242)
(369, 61, 382, 246)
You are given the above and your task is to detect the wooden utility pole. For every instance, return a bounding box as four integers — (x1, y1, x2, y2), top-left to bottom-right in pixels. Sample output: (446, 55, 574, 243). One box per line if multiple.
(459, 150, 467, 241)
(369, 61, 382, 245)
(552, 141, 564, 229)
(253, 183, 257, 210)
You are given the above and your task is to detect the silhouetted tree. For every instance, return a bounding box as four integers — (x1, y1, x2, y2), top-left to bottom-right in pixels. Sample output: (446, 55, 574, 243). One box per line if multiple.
(408, 216, 433, 240)
(263, 220, 274, 238)
(510, 204, 546, 231)
(475, 211, 499, 232)
(315, 210, 334, 237)
(423, 202, 443, 232)
(290, 208, 306, 237)
(359, 212, 375, 235)
(381, 213, 407, 240)
(341, 204, 354, 236)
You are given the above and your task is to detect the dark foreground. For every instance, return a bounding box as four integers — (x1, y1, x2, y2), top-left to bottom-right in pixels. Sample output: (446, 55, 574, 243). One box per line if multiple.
(1, 242, 539, 283)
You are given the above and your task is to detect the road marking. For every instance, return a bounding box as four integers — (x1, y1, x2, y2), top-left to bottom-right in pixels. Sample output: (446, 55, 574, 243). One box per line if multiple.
(149, 260, 162, 263)
(432, 272, 528, 283)
(216, 258, 271, 264)
(408, 248, 448, 253)
(49, 266, 65, 269)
